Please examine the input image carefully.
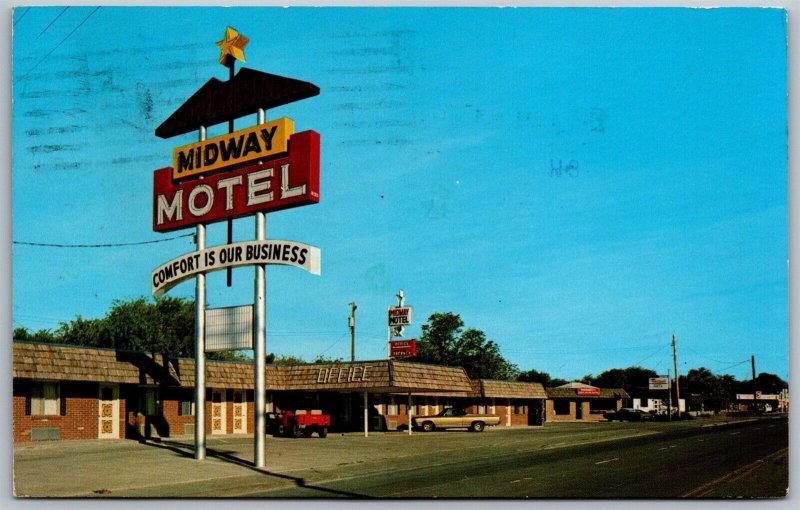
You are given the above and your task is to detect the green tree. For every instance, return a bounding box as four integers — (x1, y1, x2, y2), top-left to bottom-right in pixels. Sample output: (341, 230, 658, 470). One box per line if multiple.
(590, 366, 657, 394)
(313, 354, 343, 364)
(754, 372, 788, 394)
(56, 316, 111, 347)
(415, 312, 517, 380)
(267, 354, 306, 365)
(516, 369, 568, 388)
(13, 327, 57, 343)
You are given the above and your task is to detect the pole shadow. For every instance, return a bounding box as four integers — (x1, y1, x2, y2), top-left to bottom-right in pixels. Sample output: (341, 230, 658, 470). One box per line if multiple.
(137, 438, 367, 498)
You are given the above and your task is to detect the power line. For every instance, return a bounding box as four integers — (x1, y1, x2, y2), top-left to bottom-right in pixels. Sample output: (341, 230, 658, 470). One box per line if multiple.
(36, 7, 69, 40)
(20, 6, 101, 80)
(316, 331, 348, 358)
(13, 7, 30, 26)
(631, 343, 671, 366)
(13, 232, 193, 248)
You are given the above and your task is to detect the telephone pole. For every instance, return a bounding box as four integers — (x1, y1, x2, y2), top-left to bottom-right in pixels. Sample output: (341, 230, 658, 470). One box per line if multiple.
(751, 355, 757, 408)
(672, 334, 681, 418)
(349, 302, 357, 362)
(667, 370, 672, 422)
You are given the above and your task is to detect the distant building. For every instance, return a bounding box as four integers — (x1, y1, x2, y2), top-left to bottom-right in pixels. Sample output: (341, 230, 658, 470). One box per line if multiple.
(545, 382, 629, 422)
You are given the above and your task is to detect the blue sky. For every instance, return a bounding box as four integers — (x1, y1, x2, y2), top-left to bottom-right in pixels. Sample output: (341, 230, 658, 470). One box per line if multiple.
(11, 6, 788, 382)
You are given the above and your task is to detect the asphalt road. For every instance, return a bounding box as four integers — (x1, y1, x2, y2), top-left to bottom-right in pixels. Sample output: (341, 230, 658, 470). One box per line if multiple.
(252, 418, 789, 498)
(13, 416, 788, 498)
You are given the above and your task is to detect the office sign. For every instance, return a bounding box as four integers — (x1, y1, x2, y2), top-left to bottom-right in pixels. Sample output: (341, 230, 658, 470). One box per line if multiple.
(153, 130, 320, 232)
(152, 239, 321, 297)
(390, 340, 417, 358)
(172, 117, 294, 181)
(576, 388, 601, 396)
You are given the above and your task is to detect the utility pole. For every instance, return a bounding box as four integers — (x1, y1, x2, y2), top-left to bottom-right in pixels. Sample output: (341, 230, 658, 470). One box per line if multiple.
(667, 370, 672, 422)
(751, 355, 757, 409)
(672, 335, 681, 418)
(349, 302, 357, 362)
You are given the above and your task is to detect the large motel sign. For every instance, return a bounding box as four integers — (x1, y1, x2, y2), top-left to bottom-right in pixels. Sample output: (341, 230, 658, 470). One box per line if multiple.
(150, 27, 321, 468)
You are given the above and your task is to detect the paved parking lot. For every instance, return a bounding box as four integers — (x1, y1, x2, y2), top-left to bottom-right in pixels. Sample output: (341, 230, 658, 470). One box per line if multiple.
(11, 417, 791, 498)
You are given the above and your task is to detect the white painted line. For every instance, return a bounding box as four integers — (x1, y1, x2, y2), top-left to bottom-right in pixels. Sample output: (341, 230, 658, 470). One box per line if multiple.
(730, 432, 740, 435)
(659, 447, 668, 450)
(670, 445, 676, 448)
(510, 480, 521, 484)
(595, 458, 619, 465)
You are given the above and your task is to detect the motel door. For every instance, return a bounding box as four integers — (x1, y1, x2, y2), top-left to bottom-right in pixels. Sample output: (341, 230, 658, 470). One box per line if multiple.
(232, 390, 247, 434)
(211, 389, 227, 435)
(98, 384, 120, 439)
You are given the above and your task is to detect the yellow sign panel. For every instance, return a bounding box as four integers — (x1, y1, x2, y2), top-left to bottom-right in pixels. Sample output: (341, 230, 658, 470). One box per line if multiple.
(172, 117, 294, 181)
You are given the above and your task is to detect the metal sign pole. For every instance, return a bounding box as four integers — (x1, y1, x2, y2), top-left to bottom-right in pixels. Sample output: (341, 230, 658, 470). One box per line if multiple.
(194, 125, 208, 461)
(254, 108, 267, 468)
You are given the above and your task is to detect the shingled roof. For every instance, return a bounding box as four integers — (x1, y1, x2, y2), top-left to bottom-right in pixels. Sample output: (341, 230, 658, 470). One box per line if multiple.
(14, 342, 591, 399)
(480, 380, 548, 399)
(546, 387, 630, 399)
(270, 360, 474, 394)
(13, 342, 255, 389)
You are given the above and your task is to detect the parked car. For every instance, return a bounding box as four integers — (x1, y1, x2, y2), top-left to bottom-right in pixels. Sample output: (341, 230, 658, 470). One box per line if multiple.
(411, 407, 501, 432)
(603, 408, 654, 422)
(268, 410, 330, 438)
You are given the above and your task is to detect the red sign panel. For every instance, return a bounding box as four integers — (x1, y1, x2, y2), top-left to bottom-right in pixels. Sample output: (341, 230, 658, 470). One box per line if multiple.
(390, 339, 417, 358)
(576, 388, 601, 396)
(153, 130, 320, 232)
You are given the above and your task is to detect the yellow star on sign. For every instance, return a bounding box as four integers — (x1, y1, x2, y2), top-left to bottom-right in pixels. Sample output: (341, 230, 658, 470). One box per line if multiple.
(216, 26, 249, 65)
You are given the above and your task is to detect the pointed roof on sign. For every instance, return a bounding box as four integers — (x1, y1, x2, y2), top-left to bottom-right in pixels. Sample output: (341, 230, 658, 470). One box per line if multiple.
(155, 67, 320, 139)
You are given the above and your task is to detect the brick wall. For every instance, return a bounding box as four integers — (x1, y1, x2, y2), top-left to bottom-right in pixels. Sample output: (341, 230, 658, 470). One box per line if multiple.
(14, 380, 104, 442)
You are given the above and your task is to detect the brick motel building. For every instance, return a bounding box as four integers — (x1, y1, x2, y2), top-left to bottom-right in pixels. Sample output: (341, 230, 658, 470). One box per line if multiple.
(13, 341, 627, 442)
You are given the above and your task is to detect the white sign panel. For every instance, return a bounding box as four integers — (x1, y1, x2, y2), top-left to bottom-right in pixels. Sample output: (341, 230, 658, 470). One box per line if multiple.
(151, 240, 321, 297)
(206, 305, 253, 352)
(649, 377, 670, 390)
(736, 393, 779, 400)
(388, 306, 413, 327)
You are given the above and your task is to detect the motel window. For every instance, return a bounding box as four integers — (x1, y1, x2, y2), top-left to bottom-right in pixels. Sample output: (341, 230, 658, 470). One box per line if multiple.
(490, 399, 496, 414)
(178, 398, 194, 416)
(477, 404, 486, 414)
(554, 399, 571, 415)
(29, 382, 60, 416)
(590, 399, 614, 413)
(388, 397, 398, 416)
(514, 404, 525, 415)
(408, 404, 417, 415)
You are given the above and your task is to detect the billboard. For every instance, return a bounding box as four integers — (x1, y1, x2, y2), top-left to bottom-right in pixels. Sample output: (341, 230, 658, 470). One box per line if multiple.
(649, 377, 670, 390)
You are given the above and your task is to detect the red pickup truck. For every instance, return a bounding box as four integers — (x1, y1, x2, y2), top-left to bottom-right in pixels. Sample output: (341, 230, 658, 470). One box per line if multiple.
(268, 410, 330, 438)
